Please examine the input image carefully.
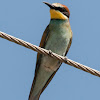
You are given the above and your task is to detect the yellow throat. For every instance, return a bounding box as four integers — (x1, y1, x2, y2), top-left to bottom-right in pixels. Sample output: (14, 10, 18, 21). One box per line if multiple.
(50, 9, 67, 20)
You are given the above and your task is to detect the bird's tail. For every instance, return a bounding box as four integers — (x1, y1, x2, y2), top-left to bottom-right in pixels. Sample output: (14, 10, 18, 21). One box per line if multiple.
(28, 91, 41, 100)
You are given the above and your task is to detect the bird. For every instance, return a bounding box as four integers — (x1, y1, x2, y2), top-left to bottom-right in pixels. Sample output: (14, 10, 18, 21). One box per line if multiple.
(29, 2, 72, 100)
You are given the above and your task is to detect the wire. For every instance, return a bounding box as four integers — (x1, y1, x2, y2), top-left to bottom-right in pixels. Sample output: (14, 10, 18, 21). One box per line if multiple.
(0, 31, 100, 77)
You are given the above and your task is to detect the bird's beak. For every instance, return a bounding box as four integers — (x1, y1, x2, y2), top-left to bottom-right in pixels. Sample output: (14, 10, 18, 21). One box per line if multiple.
(43, 2, 55, 9)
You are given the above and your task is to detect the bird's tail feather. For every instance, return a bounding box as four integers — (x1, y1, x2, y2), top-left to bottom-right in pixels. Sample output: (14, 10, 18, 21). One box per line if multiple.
(29, 91, 41, 100)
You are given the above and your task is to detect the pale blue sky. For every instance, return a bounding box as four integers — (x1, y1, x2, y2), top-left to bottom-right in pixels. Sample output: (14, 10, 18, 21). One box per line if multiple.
(0, 0, 100, 100)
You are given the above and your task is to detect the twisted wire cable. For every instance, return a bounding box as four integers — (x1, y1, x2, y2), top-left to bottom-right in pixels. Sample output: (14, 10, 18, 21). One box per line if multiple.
(0, 31, 100, 77)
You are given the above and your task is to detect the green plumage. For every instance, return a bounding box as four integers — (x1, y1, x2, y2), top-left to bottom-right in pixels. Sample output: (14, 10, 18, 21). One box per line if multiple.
(29, 19, 72, 100)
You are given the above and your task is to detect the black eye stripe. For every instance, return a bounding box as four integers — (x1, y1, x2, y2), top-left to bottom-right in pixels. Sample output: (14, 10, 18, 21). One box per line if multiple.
(52, 6, 70, 18)
(56, 7, 69, 18)
(54, 7, 66, 12)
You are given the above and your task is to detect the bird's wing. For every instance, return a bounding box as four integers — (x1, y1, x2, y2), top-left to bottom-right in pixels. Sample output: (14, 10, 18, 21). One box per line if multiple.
(29, 25, 51, 99)
(65, 36, 72, 56)
(37, 25, 50, 61)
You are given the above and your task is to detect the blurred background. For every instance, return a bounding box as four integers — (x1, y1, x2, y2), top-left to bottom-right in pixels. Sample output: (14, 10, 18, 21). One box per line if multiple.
(0, 0, 100, 100)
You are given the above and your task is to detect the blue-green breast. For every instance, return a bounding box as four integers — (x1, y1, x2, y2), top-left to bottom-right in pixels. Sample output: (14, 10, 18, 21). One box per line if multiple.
(45, 19, 72, 55)
(41, 19, 72, 71)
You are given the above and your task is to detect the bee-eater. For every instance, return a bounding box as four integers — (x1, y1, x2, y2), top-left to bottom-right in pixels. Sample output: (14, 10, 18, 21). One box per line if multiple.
(29, 2, 72, 100)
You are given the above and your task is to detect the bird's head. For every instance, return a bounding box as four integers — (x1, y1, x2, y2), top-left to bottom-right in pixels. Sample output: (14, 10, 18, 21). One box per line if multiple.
(43, 2, 70, 20)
